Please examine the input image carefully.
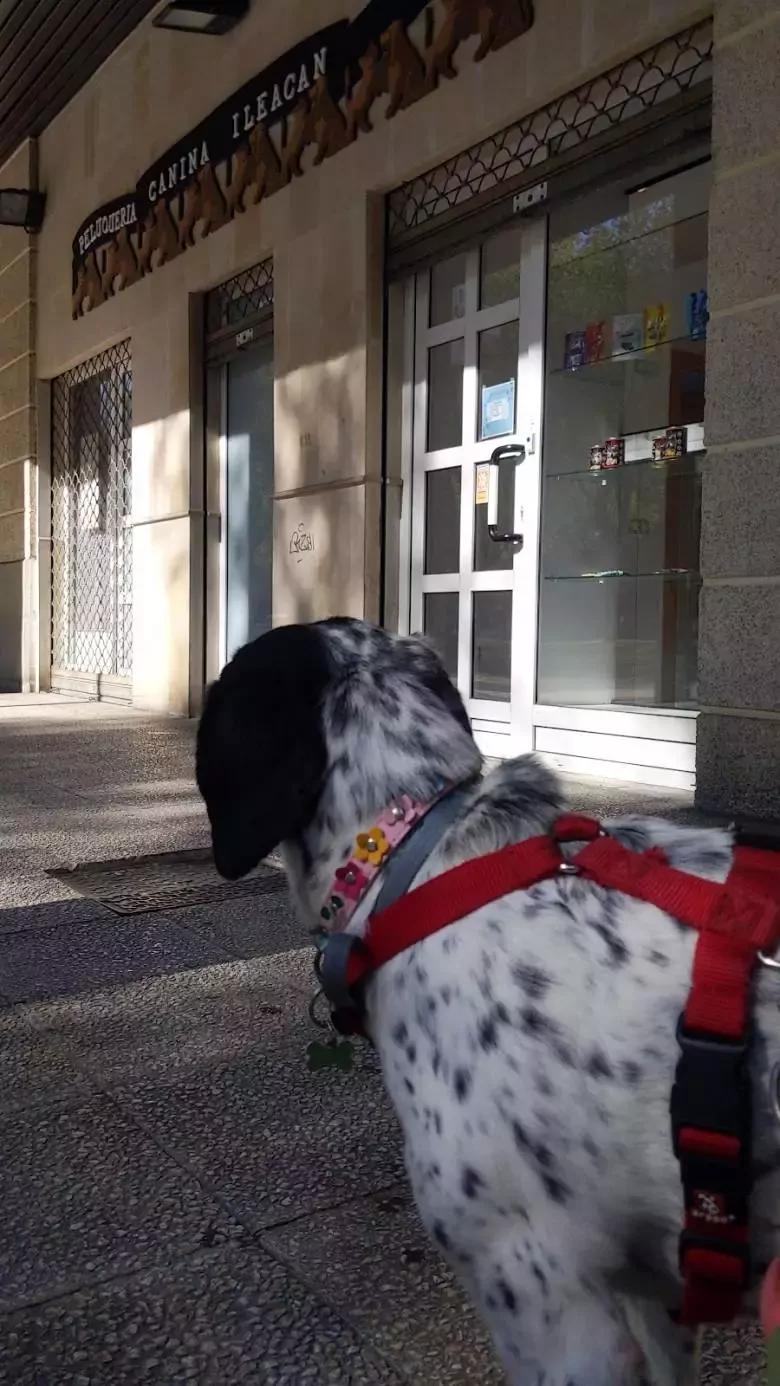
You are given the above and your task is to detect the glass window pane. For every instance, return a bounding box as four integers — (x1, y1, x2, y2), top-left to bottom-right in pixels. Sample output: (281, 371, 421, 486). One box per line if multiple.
(480, 227, 521, 309)
(430, 253, 467, 326)
(472, 590, 512, 701)
(424, 592, 459, 682)
(428, 339, 464, 451)
(536, 573, 699, 708)
(474, 460, 513, 572)
(478, 321, 518, 441)
(538, 160, 710, 710)
(425, 468, 461, 574)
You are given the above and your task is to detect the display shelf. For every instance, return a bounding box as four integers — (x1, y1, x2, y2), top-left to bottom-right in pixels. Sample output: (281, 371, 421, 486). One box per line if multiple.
(549, 209, 708, 272)
(543, 568, 698, 582)
(545, 422, 704, 480)
(550, 334, 706, 379)
(546, 449, 704, 482)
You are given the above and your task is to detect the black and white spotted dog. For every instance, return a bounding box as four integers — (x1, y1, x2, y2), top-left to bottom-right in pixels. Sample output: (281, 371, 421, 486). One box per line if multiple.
(196, 617, 780, 1385)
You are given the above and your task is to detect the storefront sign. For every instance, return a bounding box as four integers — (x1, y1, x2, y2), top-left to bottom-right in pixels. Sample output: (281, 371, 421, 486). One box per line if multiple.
(71, 0, 535, 318)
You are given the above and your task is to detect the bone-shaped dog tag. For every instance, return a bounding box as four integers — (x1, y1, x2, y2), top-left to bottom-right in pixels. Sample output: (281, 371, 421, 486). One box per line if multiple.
(306, 1038, 355, 1073)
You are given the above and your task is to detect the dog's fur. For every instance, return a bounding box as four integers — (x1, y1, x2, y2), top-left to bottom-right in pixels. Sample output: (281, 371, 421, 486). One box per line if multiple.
(196, 618, 780, 1385)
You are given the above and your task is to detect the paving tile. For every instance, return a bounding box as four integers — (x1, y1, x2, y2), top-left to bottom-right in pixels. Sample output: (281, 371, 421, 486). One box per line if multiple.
(0, 1244, 404, 1385)
(700, 1321, 766, 1384)
(0, 891, 110, 935)
(0, 1009, 96, 1114)
(117, 1052, 405, 1231)
(0, 914, 235, 1004)
(22, 952, 318, 1088)
(168, 891, 310, 961)
(0, 1095, 242, 1311)
(263, 1186, 504, 1383)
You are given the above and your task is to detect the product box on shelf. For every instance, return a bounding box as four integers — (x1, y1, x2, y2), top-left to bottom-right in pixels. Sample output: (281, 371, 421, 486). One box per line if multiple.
(585, 321, 607, 363)
(564, 330, 587, 371)
(612, 314, 643, 356)
(643, 303, 670, 349)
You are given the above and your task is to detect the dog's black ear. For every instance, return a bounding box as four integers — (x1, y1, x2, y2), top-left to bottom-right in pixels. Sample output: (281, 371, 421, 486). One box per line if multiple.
(196, 624, 332, 879)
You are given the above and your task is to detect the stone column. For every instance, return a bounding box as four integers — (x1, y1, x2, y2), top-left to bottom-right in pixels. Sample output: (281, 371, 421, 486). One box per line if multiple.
(0, 140, 37, 692)
(696, 2, 780, 817)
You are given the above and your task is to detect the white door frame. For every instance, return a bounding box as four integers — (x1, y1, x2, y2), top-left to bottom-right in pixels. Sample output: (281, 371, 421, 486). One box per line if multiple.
(404, 217, 547, 759)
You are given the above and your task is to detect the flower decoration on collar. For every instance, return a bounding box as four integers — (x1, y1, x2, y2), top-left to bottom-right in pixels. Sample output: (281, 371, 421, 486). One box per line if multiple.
(355, 827, 390, 867)
(334, 862, 369, 902)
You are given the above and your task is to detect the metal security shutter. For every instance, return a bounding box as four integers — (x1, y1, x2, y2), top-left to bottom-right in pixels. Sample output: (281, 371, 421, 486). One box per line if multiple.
(386, 20, 713, 279)
(51, 342, 132, 702)
(204, 256, 274, 365)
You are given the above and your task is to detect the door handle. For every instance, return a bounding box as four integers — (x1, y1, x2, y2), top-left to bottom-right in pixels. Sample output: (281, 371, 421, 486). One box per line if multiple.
(487, 443, 526, 544)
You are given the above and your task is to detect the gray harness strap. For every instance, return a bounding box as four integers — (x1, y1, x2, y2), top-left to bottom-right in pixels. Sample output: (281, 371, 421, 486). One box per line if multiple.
(372, 783, 472, 913)
(318, 783, 473, 1016)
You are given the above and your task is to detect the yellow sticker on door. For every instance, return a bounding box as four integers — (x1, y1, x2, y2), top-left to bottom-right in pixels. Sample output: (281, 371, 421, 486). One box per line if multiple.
(475, 465, 490, 506)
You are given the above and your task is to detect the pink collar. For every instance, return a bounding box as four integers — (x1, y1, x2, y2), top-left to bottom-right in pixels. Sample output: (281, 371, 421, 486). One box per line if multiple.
(318, 790, 447, 933)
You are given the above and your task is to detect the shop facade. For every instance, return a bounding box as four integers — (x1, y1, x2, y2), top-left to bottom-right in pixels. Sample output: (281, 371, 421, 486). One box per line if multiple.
(1, 0, 778, 817)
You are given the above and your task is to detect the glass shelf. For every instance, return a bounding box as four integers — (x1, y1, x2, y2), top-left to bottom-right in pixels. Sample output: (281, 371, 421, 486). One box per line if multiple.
(549, 209, 709, 273)
(550, 334, 705, 379)
(544, 569, 698, 582)
(546, 447, 704, 482)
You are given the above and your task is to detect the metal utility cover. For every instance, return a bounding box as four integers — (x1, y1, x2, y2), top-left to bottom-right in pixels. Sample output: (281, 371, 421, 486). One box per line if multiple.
(49, 848, 288, 916)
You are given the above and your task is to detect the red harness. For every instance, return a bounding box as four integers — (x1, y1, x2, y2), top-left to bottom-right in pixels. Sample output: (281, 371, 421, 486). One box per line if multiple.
(323, 814, 780, 1326)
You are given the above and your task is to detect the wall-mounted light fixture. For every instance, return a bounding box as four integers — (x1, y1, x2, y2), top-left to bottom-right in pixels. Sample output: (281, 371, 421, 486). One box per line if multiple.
(152, 0, 248, 35)
(0, 189, 46, 233)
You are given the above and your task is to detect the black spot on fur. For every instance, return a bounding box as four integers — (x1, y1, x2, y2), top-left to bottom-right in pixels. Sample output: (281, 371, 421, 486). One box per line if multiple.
(586, 1049, 614, 1081)
(434, 1111, 442, 1135)
(392, 1021, 408, 1046)
(593, 920, 629, 968)
(406, 1044, 417, 1063)
(532, 1262, 549, 1295)
(432, 1049, 441, 1076)
(512, 963, 552, 1000)
(454, 1067, 472, 1102)
(648, 949, 669, 968)
(621, 1060, 642, 1085)
(433, 1221, 450, 1249)
(497, 1279, 517, 1312)
(520, 1006, 552, 1039)
(541, 1175, 570, 1205)
(478, 1016, 499, 1051)
(462, 1166, 484, 1199)
(404, 1078, 415, 1095)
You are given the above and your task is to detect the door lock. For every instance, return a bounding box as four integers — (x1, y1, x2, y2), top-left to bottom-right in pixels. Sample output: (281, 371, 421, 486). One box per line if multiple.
(487, 443, 525, 545)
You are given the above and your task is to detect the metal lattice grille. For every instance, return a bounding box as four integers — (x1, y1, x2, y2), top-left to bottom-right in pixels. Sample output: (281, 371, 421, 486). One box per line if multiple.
(206, 257, 274, 335)
(388, 21, 712, 239)
(51, 342, 133, 680)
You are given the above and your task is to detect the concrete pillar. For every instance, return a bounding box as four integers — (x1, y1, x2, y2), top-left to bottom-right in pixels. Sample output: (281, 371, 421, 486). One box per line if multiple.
(0, 140, 37, 692)
(696, 2, 780, 817)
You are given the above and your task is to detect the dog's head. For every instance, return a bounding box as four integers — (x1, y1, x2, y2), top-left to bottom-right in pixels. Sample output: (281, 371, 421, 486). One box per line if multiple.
(196, 618, 479, 881)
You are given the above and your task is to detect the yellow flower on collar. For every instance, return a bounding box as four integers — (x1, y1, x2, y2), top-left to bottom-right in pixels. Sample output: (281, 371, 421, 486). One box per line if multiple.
(355, 827, 390, 867)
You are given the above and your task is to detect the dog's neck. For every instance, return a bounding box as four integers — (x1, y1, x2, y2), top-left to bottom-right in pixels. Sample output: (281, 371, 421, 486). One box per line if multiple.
(280, 704, 483, 931)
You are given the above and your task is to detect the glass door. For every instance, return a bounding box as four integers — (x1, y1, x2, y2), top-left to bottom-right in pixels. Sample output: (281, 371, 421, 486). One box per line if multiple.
(220, 339, 275, 666)
(409, 219, 546, 757)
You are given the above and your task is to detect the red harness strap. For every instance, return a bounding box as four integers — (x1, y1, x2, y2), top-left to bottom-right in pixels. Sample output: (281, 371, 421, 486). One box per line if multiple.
(327, 814, 780, 1325)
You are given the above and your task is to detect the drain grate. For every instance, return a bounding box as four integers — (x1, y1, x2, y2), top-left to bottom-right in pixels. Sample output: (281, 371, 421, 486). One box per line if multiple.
(49, 848, 288, 916)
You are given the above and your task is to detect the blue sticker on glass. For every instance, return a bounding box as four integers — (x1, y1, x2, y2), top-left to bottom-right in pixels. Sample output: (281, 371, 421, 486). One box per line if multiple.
(481, 380, 516, 440)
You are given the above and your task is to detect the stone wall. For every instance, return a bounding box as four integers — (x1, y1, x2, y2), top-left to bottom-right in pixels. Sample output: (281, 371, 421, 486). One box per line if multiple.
(0, 141, 37, 693)
(696, 0, 780, 816)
